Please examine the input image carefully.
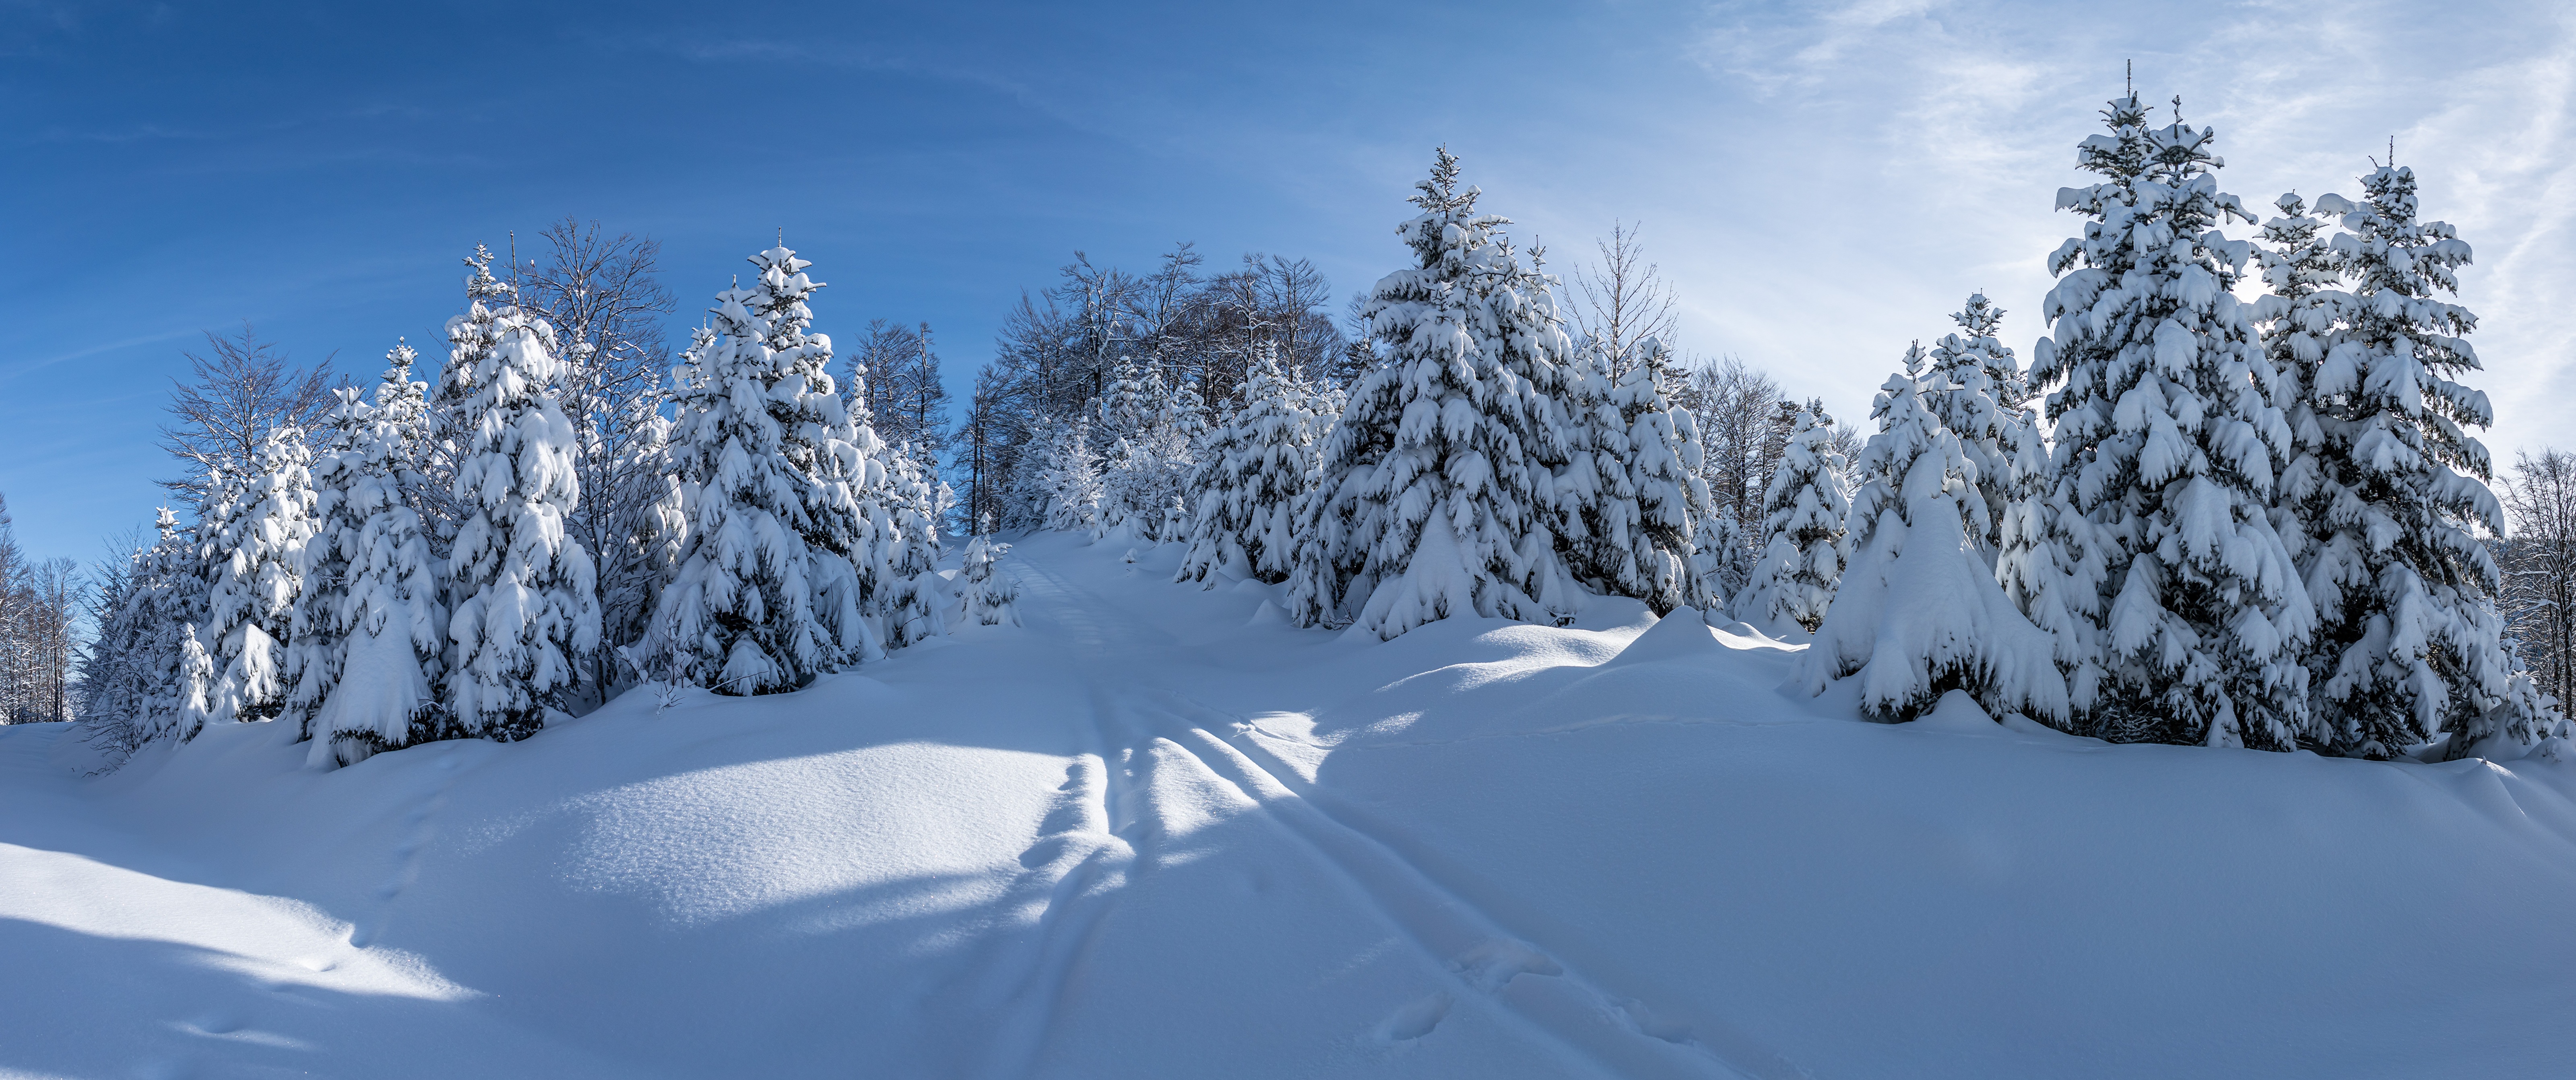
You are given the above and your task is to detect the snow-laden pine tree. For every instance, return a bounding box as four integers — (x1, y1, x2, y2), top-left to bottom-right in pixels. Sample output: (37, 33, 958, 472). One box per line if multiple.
(1557, 337, 1711, 615)
(198, 427, 317, 728)
(644, 282, 830, 696)
(285, 389, 369, 748)
(420, 248, 518, 542)
(76, 541, 152, 756)
(748, 245, 886, 668)
(1924, 295, 2032, 552)
(2288, 165, 2557, 758)
(1288, 147, 1580, 639)
(1032, 419, 1105, 534)
(442, 283, 601, 731)
(2030, 93, 2311, 749)
(2254, 191, 2348, 554)
(959, 521, 1023, 628)
(1098, 367, 1204, 544)
(1803, 370, 2070, 724)
(1096, 358, 1158, 441)
(1736, 408, 1849, 635)
(881, 443, 952, 649)
(131, 507, 210, 744)
(1554, 342, 1643, 598)
(291, 356, 449, 766)
(82, 515, 206, 758)
(1177, 345, 1322, 586)
(173, 622, 217, 742)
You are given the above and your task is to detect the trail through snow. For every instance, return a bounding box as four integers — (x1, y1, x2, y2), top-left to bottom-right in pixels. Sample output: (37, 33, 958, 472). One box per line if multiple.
(5, 531, 2576, 1078)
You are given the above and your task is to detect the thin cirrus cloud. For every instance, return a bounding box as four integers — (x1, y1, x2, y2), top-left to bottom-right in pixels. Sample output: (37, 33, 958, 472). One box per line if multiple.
(1653, 0, 2576, 460)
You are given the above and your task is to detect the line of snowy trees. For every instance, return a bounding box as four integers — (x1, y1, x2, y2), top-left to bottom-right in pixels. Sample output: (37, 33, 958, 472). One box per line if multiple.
(1021, 110, 2565, 763)
(0, 496, 83, 723)
(76, 224, 965, 768)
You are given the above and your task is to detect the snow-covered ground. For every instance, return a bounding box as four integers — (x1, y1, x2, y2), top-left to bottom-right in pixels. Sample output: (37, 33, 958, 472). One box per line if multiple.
(6, 531, 2574, 1079)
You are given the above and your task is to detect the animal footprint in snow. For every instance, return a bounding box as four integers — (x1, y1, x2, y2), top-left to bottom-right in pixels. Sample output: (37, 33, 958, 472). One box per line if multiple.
(1451, 939, 1563, 991)
(1375, 992, 1451, 1043)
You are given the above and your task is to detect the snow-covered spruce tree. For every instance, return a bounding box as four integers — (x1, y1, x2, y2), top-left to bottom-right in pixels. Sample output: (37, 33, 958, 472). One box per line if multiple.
(419, 248, 518, 544)
(198, 426, 318, 728)
(1736, 408, 1849, 635)
(748, 245, 886, 667)
(1925, 294, 2033, 552)
(80, 507, 210, 752)
(291, 366, 450, 766)
(1177, 345, 1321, 586)
(173, 622, 217, 742)
(1032, 419, 1105, 534)
(129, 507, 211, 744)
(1553, 341, 1643, 600)
(1556, 337, 1711, 615)
(645, 283, 829, 696)
(443, 289, 601, 731)
(881, 443, 952, 649)
(1098, 366, 1203, 544)
(2030, 93, 2311, 749)
(1618, 340, 1718, 613)
(959, 521, 1023, 628)
(285, 389, 369, 748)
(1802, 371, 2070, 724)
(1096, 358, 1157, 442)
(1287, 147, 1580, 638)
(2288, 165, 2552, 758)
(75, 542, 150, 757)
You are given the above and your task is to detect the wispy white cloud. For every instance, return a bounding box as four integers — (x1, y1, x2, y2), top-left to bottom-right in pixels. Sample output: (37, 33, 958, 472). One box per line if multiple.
(1647, 0, 2576, 454)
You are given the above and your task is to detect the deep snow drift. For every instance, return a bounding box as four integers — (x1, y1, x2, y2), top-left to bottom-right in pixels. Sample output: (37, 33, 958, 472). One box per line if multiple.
(5, 531, 2574, 1079)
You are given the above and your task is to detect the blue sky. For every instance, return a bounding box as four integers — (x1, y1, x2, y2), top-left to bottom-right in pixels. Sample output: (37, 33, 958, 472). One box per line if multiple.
(6, 0, 2573, 565)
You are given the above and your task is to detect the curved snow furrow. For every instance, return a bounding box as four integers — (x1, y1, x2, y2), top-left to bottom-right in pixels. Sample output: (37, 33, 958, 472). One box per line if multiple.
(1139, 695, 1751, 1080)
(1003, 549, 1753, 1080)
(967, 752, 1133, 1080)
(1184, 695, 1809, 1079)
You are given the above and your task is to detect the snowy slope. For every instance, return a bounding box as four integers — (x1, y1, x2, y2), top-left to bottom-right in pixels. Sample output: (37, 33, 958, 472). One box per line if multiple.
(5, 531, 2575, 1079)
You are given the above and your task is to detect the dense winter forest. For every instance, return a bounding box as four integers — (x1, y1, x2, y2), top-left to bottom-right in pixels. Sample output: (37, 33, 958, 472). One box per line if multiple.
(15, 87, 2576, 768)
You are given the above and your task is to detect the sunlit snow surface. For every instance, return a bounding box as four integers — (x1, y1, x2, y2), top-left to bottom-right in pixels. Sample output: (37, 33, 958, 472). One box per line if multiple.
(5, 532, 2574, 1078)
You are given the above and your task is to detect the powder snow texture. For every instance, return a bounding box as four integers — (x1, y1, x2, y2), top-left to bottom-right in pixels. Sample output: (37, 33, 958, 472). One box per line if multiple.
(8, 531, 2576, 1079)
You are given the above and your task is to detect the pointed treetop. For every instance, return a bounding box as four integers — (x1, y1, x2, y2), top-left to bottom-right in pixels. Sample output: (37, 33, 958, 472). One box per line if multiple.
(463, 243, 512, 301)
(1950, 294, 2004, 339)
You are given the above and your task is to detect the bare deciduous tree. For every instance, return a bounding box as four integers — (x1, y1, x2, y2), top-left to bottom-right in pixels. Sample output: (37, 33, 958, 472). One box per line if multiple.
(0, 496, 85, 724)
(159, 324, 336, 499)
(515, 220, 678, 700)
(1571, 221, 1679, 376)
(2501, 448, 2576, 709)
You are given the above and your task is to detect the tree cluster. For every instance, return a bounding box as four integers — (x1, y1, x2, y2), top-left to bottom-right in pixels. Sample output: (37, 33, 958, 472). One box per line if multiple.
(75, 226, 966, 768)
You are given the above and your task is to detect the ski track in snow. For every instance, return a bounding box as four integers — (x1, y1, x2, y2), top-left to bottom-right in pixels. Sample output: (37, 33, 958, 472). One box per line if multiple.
(354, 750, 465, 949)
(1006, 549, 1763, 1080)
